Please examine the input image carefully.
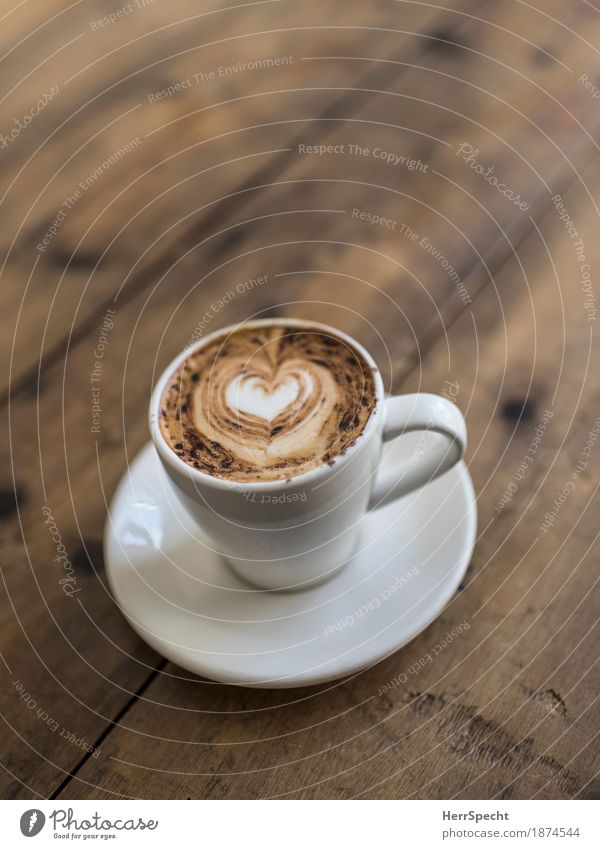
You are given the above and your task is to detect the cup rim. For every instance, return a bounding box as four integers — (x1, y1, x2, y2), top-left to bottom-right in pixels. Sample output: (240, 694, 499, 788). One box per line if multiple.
(149, 317, 384, 491)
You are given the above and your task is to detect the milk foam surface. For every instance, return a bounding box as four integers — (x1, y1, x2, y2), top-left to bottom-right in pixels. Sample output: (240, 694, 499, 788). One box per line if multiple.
(159, 324, 376, 482)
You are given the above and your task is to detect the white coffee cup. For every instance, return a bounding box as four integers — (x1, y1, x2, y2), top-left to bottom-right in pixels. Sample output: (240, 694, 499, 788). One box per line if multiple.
(150, 318, 466, 591)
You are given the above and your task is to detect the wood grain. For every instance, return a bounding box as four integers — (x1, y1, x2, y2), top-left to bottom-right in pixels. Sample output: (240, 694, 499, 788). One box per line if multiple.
(3, 0, 600, 397)
(0, 0, 461, 396)
(55, 144, 600, 801)
(1, 0, 599, 800)
(1, 0, 470, 799)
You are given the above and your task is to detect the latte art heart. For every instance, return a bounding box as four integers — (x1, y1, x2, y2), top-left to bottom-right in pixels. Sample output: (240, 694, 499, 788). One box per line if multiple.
(160, 324, 376, 482)
(226, 372, 310, 422)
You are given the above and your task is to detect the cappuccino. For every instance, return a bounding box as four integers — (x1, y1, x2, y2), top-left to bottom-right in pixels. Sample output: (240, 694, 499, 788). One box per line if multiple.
(159, 323, 376, 482)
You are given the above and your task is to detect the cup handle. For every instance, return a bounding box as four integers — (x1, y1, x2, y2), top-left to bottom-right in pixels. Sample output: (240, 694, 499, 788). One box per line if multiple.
(368, 393, 467, 510)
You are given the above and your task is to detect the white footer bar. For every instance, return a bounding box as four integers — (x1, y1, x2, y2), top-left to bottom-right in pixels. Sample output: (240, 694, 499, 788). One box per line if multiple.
(0, 799, 597, 847)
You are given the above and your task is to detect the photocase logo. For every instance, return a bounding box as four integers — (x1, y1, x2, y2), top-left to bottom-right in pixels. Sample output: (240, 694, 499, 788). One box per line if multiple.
(20, 810, 46, 836)
(18, 807, 158, 838)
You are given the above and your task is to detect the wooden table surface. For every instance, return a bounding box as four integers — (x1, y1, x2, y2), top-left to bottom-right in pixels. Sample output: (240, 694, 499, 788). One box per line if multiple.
(1, 0, 599, 800)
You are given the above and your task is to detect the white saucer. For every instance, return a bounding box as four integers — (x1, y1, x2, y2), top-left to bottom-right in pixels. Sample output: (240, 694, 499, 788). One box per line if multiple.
(105, 441, 477, 688)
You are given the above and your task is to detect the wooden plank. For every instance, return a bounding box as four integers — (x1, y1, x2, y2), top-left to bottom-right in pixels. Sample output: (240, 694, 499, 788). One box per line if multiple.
(0, 0, 474, 799)
(2, 0, 599, 800)
(4, 0, 600, 397)
(0, 0, 459, 395)
(56, 140, 600, 799)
